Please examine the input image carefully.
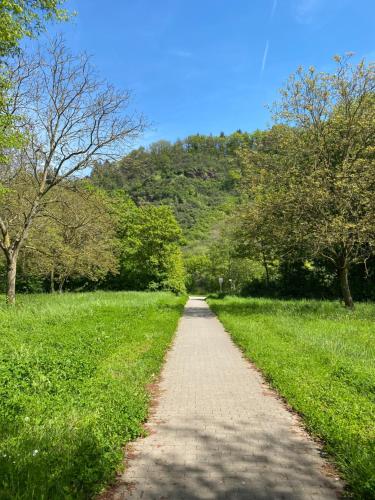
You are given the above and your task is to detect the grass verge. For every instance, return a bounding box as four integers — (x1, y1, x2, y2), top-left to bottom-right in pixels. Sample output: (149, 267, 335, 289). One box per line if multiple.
(0, 291, 186, 499)
(208, 296, 375, 499)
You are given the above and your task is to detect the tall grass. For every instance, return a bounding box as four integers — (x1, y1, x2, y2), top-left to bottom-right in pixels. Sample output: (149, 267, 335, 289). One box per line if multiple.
(0, 291, 186, 499)
(209, 297, 375, 499)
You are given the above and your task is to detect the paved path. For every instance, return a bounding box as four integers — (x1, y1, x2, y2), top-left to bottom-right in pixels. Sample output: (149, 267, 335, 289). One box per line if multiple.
(109, 297, 342, 499)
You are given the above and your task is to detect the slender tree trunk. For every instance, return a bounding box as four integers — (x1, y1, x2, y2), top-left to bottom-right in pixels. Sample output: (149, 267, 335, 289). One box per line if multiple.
(262, 251, 270, 287)
(6, 255, 17, 306)
(338, 265, 354, 309)
(58, 279, 64, 294)
(50, 268, 55, 293)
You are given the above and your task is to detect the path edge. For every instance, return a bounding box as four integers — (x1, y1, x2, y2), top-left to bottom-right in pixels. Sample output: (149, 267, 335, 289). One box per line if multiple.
(98, 295, 189, 499)
(207, 299, 346, 498)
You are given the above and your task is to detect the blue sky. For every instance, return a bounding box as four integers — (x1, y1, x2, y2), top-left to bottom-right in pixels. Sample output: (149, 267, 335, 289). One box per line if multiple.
(45, 0, 374, 146)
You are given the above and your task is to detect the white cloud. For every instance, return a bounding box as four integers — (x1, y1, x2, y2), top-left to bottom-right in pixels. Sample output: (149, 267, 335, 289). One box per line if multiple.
(261, 40, 269, 76)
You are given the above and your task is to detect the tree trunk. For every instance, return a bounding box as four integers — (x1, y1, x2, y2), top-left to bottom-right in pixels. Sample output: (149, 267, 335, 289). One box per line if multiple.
(58, 279, 64, 294)
(338, 265, 354, 309)
(50, 268, 55, 293)
(262, 251, 270, 287)
(1, 194, 41, 305)
(6, 255, 17, 305)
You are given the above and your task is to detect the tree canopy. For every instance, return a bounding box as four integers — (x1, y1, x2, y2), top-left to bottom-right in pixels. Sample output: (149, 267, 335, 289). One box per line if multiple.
(0, 37, 144, 303)
(0, 0, 69, 56)
(107, 193, 186, 294)
(235, 56, 375, 307)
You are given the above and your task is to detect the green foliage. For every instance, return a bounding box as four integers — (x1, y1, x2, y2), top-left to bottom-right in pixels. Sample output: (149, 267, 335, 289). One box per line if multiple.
(235, 57, 375, 306)
(209, 296, 375, 498)
(108, 193, 186, 294)
(0, 0, 70, 56)
(91, 119, 374, 298)
(90, 134, 261, 293)
(185, 234, 264, 294)
(91, 133, 252, 251)
(0, 75, 25, 165)
(19, 184, 119, 292)
(184, 253, 212, 293)
(0, 291, 186, 498)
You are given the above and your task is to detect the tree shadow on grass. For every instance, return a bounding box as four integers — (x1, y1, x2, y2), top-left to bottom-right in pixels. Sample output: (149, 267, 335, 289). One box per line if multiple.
(0, 426, 122, 499)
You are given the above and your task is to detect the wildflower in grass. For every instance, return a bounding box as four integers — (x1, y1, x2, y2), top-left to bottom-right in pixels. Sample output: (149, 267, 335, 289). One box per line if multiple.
(32, 450, 39, 456)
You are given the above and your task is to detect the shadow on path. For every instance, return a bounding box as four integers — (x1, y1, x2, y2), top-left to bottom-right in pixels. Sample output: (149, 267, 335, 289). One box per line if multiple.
(113, 415, 340, 499)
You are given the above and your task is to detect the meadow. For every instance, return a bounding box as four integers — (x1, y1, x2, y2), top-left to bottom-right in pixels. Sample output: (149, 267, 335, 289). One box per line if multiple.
(0, 291, 186, 499)
(208, 296, 375, 499)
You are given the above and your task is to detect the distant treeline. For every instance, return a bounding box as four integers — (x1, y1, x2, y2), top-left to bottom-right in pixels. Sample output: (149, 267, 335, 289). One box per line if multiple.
(90, 132, 248, 247)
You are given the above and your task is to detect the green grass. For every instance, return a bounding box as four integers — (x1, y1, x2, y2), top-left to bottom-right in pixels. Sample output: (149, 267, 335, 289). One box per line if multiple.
(0, 291, 186, 499)
(208, 296, 375, 499)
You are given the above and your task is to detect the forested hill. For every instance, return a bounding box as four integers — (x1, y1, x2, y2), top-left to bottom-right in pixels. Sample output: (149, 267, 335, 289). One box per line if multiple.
(90, 132, 252, 250)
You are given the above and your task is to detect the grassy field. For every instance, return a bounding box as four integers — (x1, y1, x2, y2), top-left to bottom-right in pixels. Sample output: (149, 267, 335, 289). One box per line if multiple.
(208, 296, 375, 499)
(0, 291, 186, 499)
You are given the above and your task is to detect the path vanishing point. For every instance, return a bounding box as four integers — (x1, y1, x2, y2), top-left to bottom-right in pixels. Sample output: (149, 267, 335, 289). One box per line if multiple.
(107, 297, 342, 499)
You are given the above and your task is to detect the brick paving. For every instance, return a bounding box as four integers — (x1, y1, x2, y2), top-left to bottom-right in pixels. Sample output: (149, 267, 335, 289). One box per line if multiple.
(108, 297, 342, 499)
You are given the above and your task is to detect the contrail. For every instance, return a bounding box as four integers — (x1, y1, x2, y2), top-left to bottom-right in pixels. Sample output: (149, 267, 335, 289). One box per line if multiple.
(270, 0, 278, 20)
(261, 40, 269, 76)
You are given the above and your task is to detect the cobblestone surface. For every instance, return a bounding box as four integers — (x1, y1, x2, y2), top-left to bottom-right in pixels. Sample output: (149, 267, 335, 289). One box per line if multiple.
(108, 297, 342, 499)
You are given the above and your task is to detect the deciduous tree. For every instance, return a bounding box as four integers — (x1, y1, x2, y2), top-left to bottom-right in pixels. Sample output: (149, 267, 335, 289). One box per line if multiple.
(0, 37, 145, 303)
(0, 0, 69, 56)
(109, 193, 186, 293)
(22, 184, 118, 292)
(237, 56, 375, 307)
